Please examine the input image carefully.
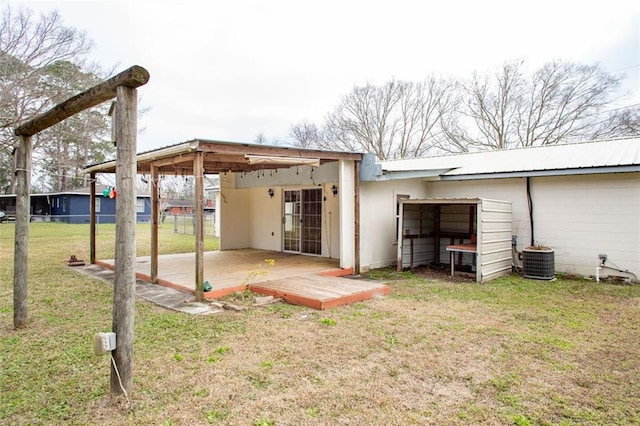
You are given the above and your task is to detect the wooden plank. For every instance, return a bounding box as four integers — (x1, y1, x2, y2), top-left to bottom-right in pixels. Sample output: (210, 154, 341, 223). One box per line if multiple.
(13, 135, 31, 328)
(15, 66, 149, 137)
(149, 152, 196, 169)
(197, 140, 363, 161)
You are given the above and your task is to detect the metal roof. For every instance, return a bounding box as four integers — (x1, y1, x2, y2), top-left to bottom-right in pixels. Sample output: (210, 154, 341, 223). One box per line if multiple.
(379, 137, 640, 179)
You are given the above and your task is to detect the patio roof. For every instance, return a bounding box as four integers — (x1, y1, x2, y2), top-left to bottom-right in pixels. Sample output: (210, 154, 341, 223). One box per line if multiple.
(81, 139, 363, 175)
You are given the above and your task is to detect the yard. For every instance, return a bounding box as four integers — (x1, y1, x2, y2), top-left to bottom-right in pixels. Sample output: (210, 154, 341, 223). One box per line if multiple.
(0, 223, 639, 425)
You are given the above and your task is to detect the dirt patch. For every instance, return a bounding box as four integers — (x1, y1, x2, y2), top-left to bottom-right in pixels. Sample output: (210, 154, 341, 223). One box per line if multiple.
(410, 263, 477, 283)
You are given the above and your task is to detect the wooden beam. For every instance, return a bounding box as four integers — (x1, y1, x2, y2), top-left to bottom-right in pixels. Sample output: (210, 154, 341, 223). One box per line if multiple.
(110, 85, 137, 396)
(150, 165, 159, 283)
(90, 174, 96, 264)
(354, 160, 360, 275)
(13, 135, 31, 328)
(194, 151, 205, 301)
(15, 66, 149, 137)
(149, 152, 197, 169)
(197, 141, 363, 161)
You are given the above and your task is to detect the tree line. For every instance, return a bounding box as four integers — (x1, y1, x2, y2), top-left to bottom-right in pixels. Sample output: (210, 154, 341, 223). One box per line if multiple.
(0, 5, 113, 194)
(286, 60, 640, 160)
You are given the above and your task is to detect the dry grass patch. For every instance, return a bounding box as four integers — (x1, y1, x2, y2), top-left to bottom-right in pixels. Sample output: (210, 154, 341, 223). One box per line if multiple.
(1, 223, 639, 424)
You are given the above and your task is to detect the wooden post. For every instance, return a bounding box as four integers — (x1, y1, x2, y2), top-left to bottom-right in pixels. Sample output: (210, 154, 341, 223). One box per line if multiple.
(194, 151, 205, 301)
(150, 165, 159, 283)
(354, 160, 360, 275)
(13, 135, 32, 328)
(90, 173, 96, 264)
(110, 85, 137, 395)
(11, 65, 149, 331)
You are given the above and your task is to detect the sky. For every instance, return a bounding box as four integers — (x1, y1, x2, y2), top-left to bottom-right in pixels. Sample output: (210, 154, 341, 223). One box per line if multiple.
(10, 0, 640, 152)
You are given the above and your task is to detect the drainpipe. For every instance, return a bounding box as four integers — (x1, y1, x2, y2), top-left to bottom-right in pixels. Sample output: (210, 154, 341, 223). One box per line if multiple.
(526, 177, 534, 246)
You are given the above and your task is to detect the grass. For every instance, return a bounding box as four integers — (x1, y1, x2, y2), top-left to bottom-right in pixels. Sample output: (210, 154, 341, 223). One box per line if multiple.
(1, 222, 639, 424)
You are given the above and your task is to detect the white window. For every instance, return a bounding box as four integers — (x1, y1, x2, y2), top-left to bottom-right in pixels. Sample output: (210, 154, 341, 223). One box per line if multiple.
(136, 198, 145, 213)
(94, 197, 101, 213)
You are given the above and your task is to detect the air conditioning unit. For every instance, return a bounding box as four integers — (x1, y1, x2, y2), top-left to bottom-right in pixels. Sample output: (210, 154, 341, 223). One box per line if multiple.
(523, 247, 555, 280)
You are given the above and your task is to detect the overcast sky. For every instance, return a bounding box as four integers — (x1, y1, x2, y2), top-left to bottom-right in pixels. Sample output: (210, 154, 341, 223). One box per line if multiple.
(12, 0, 640, 152)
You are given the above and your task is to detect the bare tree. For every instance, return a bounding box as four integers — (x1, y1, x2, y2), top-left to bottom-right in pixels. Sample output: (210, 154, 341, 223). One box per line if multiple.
(289, 120, 321, 148)
(319, 78, 456, 160)
(444, 60, 630, 151)
(0, 5, 94, 192)
(30, 60, 113, 192)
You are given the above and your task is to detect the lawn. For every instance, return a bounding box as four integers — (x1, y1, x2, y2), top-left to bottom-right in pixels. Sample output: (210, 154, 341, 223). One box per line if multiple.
(1, 222, 639, 425)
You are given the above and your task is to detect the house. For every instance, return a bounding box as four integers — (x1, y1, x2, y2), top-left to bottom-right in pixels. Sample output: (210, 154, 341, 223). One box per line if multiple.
(81, 137, 639, 288)
(163, 198, 215, 216)
(0, 185, 152, 224)
(360, 137, 639, 281)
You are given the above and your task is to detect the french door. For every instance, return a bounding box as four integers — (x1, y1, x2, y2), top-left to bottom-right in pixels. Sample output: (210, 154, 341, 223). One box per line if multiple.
(283, 188, 322, 255)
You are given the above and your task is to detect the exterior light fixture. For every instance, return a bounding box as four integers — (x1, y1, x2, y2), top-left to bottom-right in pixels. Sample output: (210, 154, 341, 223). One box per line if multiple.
(331, 185, 338, 196)
(268, 188, 275, 198)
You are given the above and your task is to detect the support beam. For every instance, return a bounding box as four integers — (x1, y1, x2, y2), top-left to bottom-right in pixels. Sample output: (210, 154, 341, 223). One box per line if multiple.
(150, 165, 159, 283)
(111, 86, 137, 396)
(338, 160, 355, 270)
(90, 174, 96, 264)
(15, 66, 149, 137)
(354, 160, 360, 275)
(13, 135, 31, 328)
(194, 151, 205, 301)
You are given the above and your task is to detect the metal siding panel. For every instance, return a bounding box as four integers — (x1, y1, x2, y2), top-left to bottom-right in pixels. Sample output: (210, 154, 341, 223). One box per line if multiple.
(480, 198, 512, 282)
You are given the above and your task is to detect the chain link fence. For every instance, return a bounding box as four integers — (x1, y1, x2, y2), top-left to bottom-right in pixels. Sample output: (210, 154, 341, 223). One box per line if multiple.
(164, 214, 216, 236)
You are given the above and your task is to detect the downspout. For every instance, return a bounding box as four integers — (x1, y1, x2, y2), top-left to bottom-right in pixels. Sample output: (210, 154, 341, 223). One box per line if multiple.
(526, 177, 534, 246)
(354, 160, 360, 275)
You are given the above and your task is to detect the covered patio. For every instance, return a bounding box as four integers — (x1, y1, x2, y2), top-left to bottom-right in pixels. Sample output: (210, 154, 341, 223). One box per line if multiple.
(82, 140, 383, 308)
(95, 249, 389, 310)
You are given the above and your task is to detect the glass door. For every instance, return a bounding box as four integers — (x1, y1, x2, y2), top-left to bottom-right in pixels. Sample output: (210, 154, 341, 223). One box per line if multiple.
(283, 190, 301, 252)
(301, 188, 322, 255)
(283, 188, 323, 255)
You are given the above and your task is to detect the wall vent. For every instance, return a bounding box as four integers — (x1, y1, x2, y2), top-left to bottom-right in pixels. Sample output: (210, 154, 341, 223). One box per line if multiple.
(523, 247, 555, 280)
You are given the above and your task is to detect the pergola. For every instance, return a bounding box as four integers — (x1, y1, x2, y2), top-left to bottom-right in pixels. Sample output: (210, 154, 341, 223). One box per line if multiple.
(82, 139, 363, 301)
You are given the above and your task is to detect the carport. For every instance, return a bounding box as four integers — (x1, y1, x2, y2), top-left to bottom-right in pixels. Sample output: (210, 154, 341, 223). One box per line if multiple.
(396, 198, 513, 282)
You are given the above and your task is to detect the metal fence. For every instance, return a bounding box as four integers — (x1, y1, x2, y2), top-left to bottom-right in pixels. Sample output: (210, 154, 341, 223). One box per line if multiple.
(165, 214, 217, 236)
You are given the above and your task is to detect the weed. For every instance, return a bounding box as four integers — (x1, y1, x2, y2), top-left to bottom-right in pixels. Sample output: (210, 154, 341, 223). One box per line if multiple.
(215, 345, 231, 354)
(319, 317, 337, 326)
(253, 418, 275, 426)
(306, 406, 320, 417)
(206, 409, 229, 422)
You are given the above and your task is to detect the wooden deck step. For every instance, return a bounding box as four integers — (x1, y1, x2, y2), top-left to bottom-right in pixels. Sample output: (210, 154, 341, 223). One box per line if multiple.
(250, 275, 389, 310)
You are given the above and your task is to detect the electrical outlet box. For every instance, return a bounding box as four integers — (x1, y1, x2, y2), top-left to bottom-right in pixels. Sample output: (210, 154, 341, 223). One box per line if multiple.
(93, 332, 116, 356)
(512, 235, 518, 246)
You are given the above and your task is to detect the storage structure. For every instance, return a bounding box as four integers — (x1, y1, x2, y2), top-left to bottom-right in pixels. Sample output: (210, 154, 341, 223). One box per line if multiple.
(396, 198, 512, 283)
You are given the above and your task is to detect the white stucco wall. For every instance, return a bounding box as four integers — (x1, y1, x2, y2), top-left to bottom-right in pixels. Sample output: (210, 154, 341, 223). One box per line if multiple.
(249, 186, 282, 251)
(359, 178, 430, 270)
(530, 173, 639, 278)
(424, 173, 640, 278)
(218, 174, 251, 250)
(245, 183, 341, 258)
